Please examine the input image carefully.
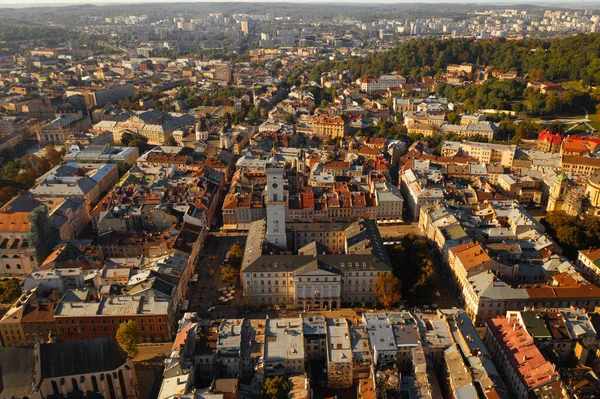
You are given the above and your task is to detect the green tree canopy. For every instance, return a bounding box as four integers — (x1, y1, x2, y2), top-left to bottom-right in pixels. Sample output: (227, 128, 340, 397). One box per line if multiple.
(116, 320, 140, 357)
(262, 376, 292, 399)
(375, 273, 402, 307)
(164, 133, 177, 147)
(0, 279, 21, 304)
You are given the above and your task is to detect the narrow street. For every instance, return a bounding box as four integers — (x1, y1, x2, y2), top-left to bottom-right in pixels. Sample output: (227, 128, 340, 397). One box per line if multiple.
(187, 234, 246, 319)
(133, 343, 173, 399)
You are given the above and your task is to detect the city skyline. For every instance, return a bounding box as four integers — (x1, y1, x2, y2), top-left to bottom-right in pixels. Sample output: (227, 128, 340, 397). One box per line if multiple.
(2, 0, 600, 8)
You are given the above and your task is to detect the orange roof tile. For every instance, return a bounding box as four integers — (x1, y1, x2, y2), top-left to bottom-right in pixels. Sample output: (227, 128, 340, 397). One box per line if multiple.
(486, 317, 558, 390)
(0, 212, 30, 232)
(455, 244, 491, 269)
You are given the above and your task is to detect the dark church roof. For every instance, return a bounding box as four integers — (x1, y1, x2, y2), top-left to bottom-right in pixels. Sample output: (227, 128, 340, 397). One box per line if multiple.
(40, 337, 128, 379)
(0, 346, 35, 397)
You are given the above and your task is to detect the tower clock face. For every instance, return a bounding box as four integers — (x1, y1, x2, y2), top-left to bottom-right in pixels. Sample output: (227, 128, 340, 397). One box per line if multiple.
(272, 183, 278, 189)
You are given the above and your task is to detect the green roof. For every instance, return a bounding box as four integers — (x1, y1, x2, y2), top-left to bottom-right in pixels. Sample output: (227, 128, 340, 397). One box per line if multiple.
(555, 173, 568, 183)
(443, 224, 468, 240)
(521, 312, 551, 339)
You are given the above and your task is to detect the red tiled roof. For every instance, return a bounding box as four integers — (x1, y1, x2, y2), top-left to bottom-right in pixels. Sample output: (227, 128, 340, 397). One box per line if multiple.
(486, 317, 558, 390)
(538, 129, 562, 145)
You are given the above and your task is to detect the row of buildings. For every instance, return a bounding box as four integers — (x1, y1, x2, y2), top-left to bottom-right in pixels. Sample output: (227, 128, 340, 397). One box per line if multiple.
(158, 305, 600, 399)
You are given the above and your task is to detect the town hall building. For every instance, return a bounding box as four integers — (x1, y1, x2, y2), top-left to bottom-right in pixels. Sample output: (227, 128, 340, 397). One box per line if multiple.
(241, 161, 392, 309)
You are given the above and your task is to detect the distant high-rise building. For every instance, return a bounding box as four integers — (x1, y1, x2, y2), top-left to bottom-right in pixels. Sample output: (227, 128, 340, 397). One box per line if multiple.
(214, 62, 232, 83)
(241, 20, 249, 35)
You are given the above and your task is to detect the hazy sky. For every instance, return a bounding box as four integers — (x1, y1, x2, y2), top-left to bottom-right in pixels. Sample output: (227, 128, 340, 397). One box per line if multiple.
(2, 0, 598, 5)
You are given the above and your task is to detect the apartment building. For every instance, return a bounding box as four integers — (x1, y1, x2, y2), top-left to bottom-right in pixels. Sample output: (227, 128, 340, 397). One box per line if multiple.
(0, 287, 57, 347)
(263, 318, 305, 377)
(484, 316, 560, 399)
(312, 115, 347, 139)
(561, 155, 600, 175)
(326, 317, 353, 388)
(441, 140, 516, 167)
(30, 162, 119, 206)
(54, 294, 172, 342)
(440, 121, 498, 141)
(537, 129, 563, 153)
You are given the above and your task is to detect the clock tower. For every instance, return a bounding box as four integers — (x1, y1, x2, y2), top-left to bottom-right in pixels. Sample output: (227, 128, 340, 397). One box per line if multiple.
(265, 163, 287, 250)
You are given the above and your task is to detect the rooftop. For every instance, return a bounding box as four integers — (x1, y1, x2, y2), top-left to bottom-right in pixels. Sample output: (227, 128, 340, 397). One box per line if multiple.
(264, 317, 304, 362)
(486, 316, 558, 391)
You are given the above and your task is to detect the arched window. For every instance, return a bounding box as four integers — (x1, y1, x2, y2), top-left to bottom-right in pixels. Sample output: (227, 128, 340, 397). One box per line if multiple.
(118, 370, 127, 397)
(51, 381, 59, 395)
(106, 374, 116, 399)
(12, 255, 19, 259)
(92, 375, 99, 392)
(72, 378, 79, 392)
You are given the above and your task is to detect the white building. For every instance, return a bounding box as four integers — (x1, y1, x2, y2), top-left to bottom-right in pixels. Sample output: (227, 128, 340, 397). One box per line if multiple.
(22, 268, 85, 293)
(360, 74, 406, 93)
(441, 140, 516, 167)
(264, 317, 305, 376)
(326, 317, 353, 388)
(400, 162, 445, 220)
(373, 182, 404, 223)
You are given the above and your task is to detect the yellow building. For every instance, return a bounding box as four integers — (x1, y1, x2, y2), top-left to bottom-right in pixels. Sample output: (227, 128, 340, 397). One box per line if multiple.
(312, 115, 347, 138)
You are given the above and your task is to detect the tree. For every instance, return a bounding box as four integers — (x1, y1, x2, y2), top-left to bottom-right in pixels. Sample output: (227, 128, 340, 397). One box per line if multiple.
(0, 186, 17, 207)
(410, 259, 437, 299)
(0, 279, 21, 304)
(116, 320, 140, 357)
(374, 273, 402, 308)
(129, 138, 150, 154)
(120, 132, 134, 146)
(28, 205, 58, 264)
(221, 266, 237, 284)
(284, 114, 295, 124)
(164, 133, 177, 147)
(45, 145, 64, 167)
(117, 163, 132, 178)
(36, 156, 52, 175)
(262, 376, 292, 399)
(247, 107, 261, 123)
(229, 243, 244, 268)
